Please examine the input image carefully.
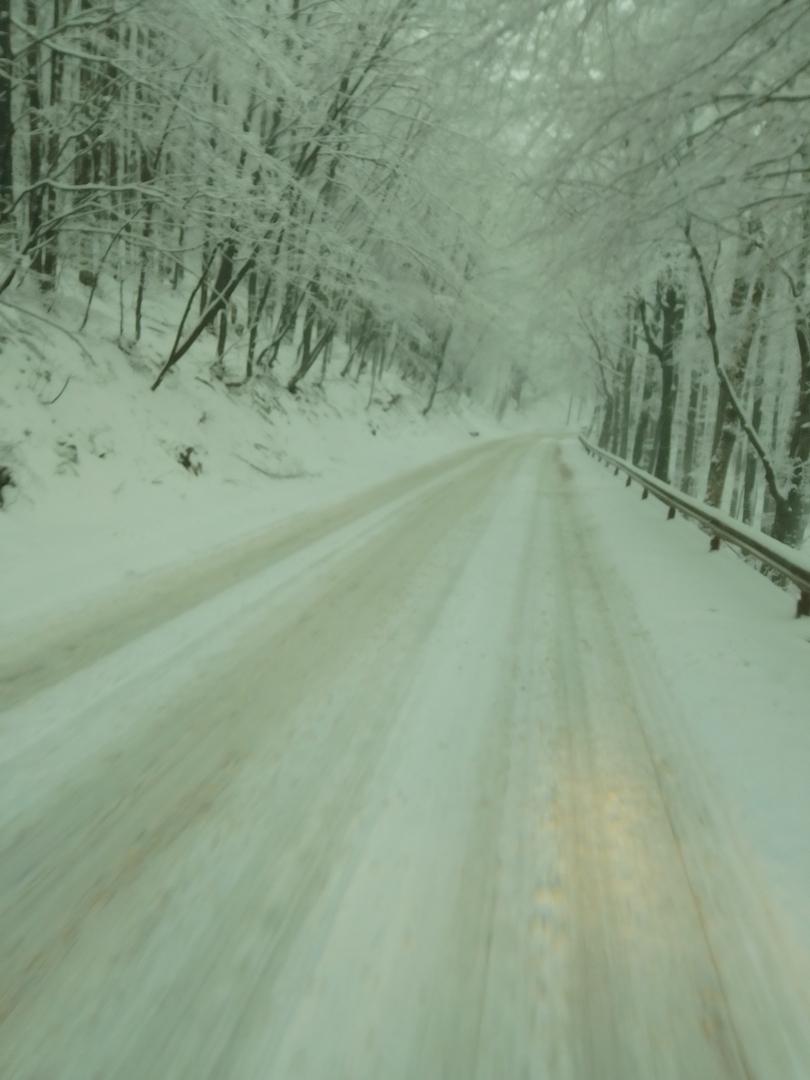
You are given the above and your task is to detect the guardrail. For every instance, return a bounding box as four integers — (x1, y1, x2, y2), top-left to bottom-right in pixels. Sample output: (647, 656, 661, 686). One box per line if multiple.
(579, 435, 810, 618)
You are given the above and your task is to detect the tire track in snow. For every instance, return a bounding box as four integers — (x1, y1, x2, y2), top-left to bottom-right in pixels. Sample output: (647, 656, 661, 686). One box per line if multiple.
(551, 446, 776, 1079)
(1, 436, 808, 1078)
(0, 439, 527, 1078)
(0, 439, 506, 713)
(559, 445, 810, 1079)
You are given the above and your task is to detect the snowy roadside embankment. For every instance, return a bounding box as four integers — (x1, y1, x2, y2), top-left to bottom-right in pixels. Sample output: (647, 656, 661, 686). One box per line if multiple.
(564, 439, 810, 962)
(1, 287, 555, 638)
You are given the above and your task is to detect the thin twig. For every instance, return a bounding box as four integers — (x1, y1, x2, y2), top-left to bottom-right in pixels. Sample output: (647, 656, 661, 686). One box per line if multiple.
(232, 453, 305, 479)
(0, 299, 96, 365)
(41, 375, 71, 405)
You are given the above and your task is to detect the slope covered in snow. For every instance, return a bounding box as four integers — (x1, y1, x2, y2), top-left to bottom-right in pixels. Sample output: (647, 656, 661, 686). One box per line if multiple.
(1, 282, 551, 636)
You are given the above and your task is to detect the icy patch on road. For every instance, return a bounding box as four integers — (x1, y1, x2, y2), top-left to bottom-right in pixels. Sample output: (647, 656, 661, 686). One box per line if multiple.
(565, 440, 810, 964)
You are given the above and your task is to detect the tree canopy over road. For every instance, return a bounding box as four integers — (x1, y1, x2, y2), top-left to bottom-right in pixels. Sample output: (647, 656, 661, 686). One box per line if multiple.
(2, 0, 808, 545)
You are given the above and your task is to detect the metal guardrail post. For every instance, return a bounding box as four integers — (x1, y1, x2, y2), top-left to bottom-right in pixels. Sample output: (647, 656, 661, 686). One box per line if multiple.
(579, 435, 810, 618)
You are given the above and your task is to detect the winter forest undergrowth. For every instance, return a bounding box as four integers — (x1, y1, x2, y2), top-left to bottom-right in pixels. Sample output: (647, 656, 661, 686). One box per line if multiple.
(1, 0, 809, 555)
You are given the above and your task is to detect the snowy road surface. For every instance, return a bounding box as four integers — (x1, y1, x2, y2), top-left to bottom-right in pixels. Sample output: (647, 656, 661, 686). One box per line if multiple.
(2, 434, 809, 1078)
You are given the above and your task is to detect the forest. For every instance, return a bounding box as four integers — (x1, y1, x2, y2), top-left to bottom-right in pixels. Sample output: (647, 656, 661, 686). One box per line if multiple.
(1, 0, 808, 548)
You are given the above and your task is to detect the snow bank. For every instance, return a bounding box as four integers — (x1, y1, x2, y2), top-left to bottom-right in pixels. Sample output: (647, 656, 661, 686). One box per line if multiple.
(0, 282, 504, 636)
(565, 439, 810, 962)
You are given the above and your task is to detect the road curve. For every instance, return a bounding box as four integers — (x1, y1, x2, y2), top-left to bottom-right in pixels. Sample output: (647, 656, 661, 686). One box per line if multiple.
(1, 435, 808, 1079)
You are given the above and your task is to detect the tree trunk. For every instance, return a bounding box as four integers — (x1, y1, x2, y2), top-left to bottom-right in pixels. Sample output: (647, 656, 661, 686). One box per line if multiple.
(609, 366, 621, 454)
(211, 240, 237, 313)
(288, 322, 334, 392)
(651, 283, 684, 482)
(74, 0, 98, 270)
(152, 242, 255, 390)
(588, 401, 601, 440)
(316, 332, 333, 387)
(40, 0, 63, 282)
(728, 436, 746, 519)
(680, 365, 701, 495)
(287, 289, 337, 393)
(279, 280, 299, 342)
(246, 270, 257, 363)
(381, 321, 398, 376)
(617, 302, 638, 459)
(215, 308, 228, 367)
(742, 300, 771, 525)
(771, 309, 810, 546)
(366, 339, 380, 408)
(199, 240, 210, 315)
(619, 355, 635, 459)
(654, 359, 676, 480)
(172, 225, 185, 290)
(705, 245, 766, 507)
(761, 397, 782, 534)
(686, 220, 791, 538)
(0, 0, 13, 218)
(134, 200, 154, 342)
(771, 203, 810, 546)
(26, 1, 49, 285)
(599, 394, 615, 450)
(742, 390, 763, 525)
(354, 341, 370, 382)
(288, 301, 315, 391)
(423, 326, 452, 417)
(247, 275, 272, 373)
(632, 354, 656, 466)
(645, 413, 660, 474)
(638, 282, 682, 481)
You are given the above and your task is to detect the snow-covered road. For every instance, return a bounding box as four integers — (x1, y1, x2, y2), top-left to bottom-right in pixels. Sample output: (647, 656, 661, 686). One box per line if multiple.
(2, 435, 809, 1078)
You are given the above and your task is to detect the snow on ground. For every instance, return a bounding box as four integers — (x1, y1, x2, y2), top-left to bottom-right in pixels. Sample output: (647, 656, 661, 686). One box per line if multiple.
(563, 438, 810, 962)
(0, 281, 558, 637)
(4, 434, 808, 1076)
(3, 273, 803, 969)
